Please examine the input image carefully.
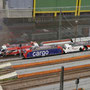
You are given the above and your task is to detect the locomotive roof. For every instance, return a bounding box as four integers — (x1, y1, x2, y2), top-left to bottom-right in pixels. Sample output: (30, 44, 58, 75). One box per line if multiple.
(31, 45, 60, 51)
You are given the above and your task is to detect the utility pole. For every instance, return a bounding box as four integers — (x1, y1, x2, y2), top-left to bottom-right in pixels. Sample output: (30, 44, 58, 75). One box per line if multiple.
(60, 66, 64, 90)
(58, 8, 62, 40)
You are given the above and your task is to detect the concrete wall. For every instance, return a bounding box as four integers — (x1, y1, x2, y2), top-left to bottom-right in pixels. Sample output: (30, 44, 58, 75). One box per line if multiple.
(5, 0, 33, 18)
(0, 0, 3, 9)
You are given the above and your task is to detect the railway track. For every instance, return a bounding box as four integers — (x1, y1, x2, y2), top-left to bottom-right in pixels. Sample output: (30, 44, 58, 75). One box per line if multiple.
(0, 55, 20, 59)
(12, 55, 90, 69)
(0, 69, 15, 76)
(1, 67, 90, 90)
(0, 51, 89, 90)
(0, 57, 90, 81)
(0, 57, 22, 63)
(0, 57, 90, 78)
(0, 51, 90, 70)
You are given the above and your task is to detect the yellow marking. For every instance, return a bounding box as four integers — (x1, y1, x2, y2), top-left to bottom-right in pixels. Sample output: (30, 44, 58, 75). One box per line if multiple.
(33, 0, 36, 18)
(35, 11, 57, 13)
(35, 10, 75, 14)
(78, 0, 81, 16)
(54, 12, 57, 17)
(75, 0, 79, 16)
(80, 10, 90, 12)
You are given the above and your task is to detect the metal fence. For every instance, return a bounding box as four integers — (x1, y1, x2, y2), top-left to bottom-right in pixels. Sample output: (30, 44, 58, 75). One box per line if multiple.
(0, 8, 90, 46)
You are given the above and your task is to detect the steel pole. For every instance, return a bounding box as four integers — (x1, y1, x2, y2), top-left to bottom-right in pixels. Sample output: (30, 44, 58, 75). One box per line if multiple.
(75, 78, 79, 90)
(60, 66, 64, 90)
(76, 84, 78, 90)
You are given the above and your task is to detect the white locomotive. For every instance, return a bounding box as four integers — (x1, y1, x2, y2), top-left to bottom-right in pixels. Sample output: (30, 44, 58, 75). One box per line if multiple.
(63, 43, 84, 53)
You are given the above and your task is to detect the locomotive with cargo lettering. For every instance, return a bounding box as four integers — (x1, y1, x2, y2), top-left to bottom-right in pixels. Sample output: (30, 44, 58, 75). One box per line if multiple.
(22, 45, 63, 58)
